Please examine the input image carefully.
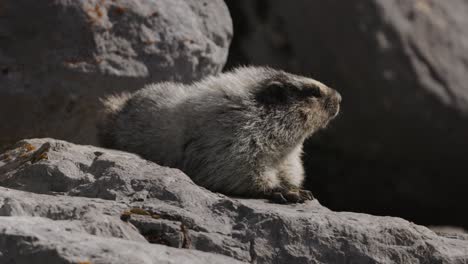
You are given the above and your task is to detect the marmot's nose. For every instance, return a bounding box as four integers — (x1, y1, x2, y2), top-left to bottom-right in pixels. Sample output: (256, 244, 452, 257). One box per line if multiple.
(325, 89, 341, 103)
(336, 92, 341, 103)
(332, 90, 342, 103)
(324, 89, 341, 116)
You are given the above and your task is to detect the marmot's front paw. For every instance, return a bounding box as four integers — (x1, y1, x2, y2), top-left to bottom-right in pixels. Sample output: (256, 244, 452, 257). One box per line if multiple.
(270, 189, 314, 204)
(298, 189, 314, 200)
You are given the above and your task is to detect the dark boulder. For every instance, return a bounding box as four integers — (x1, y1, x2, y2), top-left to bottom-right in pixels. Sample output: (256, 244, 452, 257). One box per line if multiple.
(224, 0, 468, 227)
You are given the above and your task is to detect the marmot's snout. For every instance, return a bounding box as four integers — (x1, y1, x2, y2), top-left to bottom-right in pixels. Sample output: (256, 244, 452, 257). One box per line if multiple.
(324, 89, 341, 118)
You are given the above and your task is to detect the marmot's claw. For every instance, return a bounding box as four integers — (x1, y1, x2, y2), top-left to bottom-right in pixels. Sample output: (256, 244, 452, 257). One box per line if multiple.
(282, 191, 302, 203)
(270, 189, 314, 204)
(299, 189, 314, 201)
(271, 192, 288, 204)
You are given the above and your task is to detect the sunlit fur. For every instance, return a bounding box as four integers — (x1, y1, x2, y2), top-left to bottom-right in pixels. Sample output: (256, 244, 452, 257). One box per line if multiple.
(97, 66, 341, 197)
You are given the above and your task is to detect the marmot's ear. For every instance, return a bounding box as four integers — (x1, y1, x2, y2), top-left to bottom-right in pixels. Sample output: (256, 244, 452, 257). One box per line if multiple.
(255, 82, 289, 105)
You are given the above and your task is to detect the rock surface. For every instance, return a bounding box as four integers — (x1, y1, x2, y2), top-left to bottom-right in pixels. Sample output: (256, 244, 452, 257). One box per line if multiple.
(0, 138, 467, 264)
(0, 0, 232, 147)
(225, 0, 468, 226)
(0, 215, 242, 264)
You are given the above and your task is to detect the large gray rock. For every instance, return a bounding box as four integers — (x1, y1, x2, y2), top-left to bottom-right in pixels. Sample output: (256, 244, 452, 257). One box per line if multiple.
(0, 0, 232, 147)
(224, 0, 468, 226)
(0, 138, 467, 263)
(0, 216, 243, 264)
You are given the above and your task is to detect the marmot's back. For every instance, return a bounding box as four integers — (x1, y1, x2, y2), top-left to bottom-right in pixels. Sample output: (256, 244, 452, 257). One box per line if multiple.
(98, 83, 191, 167)
(97, 67, 341, 203)
(97, 92, 132, 149)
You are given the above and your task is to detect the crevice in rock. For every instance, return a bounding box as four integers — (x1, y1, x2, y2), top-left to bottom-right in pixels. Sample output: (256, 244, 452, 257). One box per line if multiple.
(181, 223, 192, 249)
(249, 238, 257, 264)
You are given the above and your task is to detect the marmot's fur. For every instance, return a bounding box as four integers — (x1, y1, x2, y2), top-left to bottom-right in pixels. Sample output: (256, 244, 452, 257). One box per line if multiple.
(97, 67, 341, 203)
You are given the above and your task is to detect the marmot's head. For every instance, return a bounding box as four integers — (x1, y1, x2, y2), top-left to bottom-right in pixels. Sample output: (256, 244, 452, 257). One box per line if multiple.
(252, 68, 341, 137)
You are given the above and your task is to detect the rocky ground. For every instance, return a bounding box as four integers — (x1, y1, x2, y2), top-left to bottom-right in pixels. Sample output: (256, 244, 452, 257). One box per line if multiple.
(0, 138, 467, 263)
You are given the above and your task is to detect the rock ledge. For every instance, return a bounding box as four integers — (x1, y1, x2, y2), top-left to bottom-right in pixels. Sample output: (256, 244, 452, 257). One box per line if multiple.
(0, 138, 467, 264)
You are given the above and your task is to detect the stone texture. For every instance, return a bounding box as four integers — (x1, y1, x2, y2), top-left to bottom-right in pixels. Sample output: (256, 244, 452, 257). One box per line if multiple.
(0, 216, 243, 264)
(0, 0, 232, 147)
(0, 138, 467, 263)
(224, 0, 468, 226)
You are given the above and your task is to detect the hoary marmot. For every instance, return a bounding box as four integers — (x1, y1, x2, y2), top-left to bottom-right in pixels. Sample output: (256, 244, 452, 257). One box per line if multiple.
(97, 66, 341, 203)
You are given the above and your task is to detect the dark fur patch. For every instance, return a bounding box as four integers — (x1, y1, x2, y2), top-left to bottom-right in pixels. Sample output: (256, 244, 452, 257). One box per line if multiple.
(254, 82, 290, 105)
(300, 85, 322, 98)
(254, 72, 298, 106)
(254, 73, 323, 107)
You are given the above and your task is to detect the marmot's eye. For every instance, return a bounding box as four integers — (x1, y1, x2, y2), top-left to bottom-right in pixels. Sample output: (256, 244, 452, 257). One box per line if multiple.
(303, 86, 323, 98)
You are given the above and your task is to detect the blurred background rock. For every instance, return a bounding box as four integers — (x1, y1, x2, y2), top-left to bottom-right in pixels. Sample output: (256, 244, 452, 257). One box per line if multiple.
(224, 0, 468, 228)
(1, 0, 467, 230)
(0, 0, 232, 147)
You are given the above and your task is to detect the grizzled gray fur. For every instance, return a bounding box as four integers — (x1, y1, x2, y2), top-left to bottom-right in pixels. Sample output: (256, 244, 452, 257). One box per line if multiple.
(97, 67, 341, 203)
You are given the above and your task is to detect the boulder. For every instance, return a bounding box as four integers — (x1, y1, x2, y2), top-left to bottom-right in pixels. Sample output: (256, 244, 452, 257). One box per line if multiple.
(0, 138, 467, 263)
(0, 216, 243, 264)
(0, 0, 232, 147)
(224, 0, 468, 226)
